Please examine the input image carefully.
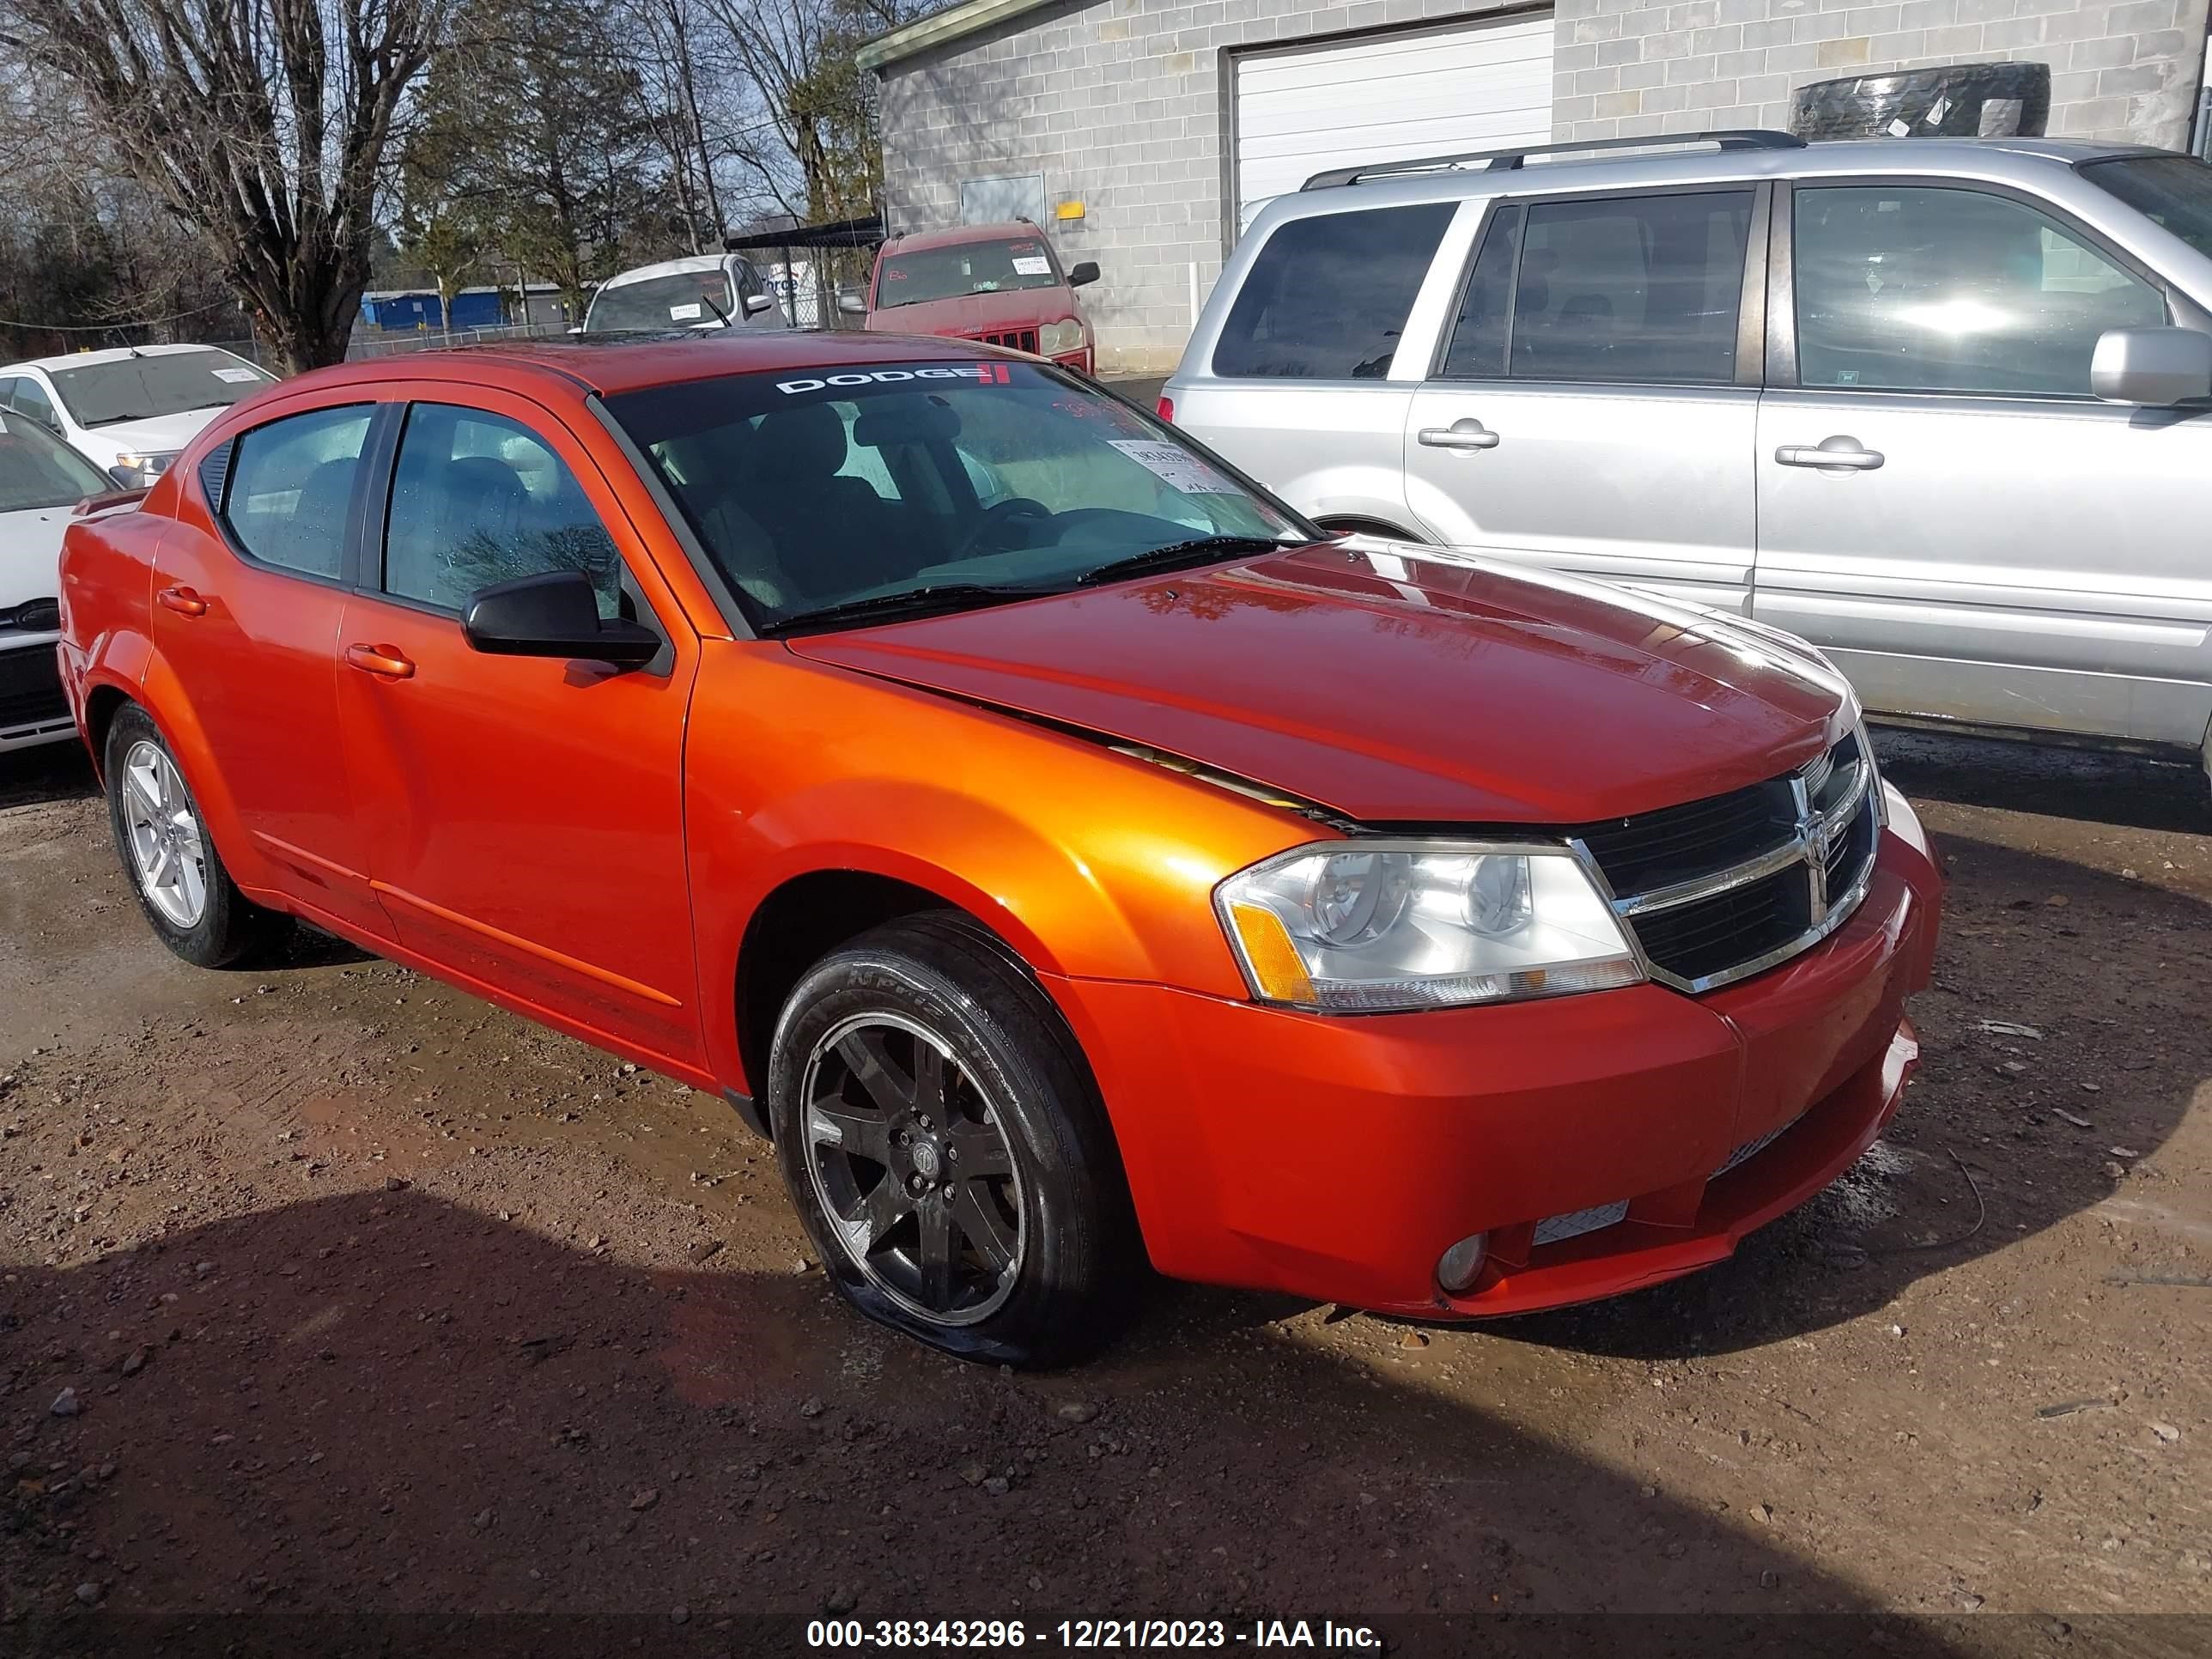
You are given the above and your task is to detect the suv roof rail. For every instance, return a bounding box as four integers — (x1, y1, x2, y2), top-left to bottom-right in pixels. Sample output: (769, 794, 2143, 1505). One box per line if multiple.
(1300, 130, 1807, 191)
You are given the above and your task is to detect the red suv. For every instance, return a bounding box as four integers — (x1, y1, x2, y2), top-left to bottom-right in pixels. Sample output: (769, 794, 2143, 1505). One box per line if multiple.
(858, 222, 1099, 374)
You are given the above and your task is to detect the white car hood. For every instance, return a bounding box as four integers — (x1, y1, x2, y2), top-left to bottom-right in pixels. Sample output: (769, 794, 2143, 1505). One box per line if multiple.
(0, 503, 70, 612)
(82, 408, 223, 458)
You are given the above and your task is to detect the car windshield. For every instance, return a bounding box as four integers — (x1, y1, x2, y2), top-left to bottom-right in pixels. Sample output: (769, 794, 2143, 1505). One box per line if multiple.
(606, 360, 1309, 631)
(586, 270, 736, 331)
(0, 408, 111, 509)
(875, 239, 1060, 308)
(2080, 155, 2212, 260)
(47, 349, 271, 428)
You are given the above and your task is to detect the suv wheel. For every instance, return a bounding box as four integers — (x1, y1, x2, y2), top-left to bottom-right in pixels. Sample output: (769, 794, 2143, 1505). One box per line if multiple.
(105, 704, 283, 968)
(767, 911, 1137, 1366)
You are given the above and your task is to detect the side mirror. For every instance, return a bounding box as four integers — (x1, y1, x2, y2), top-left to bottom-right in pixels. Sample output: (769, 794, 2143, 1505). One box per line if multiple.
(2091, 326, 2212, 406)
(837, 292, 866, 316)
(462, 570, 661, 669)
(1066, 261, 1100, 289)
(742, 293, 775, 318)
(566, 325, 585, 337)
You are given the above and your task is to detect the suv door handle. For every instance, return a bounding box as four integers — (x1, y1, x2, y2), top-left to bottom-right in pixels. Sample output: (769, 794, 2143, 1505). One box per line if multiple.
(157, 585, 208, 617)
(1419, 418, 1500, 452)
(1776, 436, 1884, 471)
(344, 643, 416, 681)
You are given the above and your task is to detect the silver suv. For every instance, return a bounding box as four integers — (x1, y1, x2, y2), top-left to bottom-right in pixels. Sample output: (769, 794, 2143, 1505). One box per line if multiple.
(1164, 132, 2212, 781)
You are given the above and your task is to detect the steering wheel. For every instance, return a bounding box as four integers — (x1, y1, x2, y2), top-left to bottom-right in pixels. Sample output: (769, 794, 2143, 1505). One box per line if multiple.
(952, 496, 1054, 562)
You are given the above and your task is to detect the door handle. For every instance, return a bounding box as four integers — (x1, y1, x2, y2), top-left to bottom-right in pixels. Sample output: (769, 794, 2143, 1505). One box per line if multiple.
(343, 643, 416, 681)
(1776, 436, 1884, 471)
(1419, 418, 1501, 452)
(157, 585, 208, 617)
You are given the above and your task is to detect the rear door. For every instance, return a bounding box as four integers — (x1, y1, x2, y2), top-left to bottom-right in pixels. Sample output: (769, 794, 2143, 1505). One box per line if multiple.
(1754, 179, 2212, 749)
(1177, 199, 1459, 534)
(1402, 184, 1766, 611)
(333, 390, 708, 1071)
(149, 396, 391, 937)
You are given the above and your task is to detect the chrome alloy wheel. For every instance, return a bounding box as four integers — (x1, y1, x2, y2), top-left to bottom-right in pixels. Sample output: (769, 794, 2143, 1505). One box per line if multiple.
(799, 1012, 1025, 1325)
(119, 740, 209, 929)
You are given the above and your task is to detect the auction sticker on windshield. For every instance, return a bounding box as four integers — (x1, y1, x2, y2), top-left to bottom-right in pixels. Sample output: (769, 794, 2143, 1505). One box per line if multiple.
(1109, 439, 1238, 495)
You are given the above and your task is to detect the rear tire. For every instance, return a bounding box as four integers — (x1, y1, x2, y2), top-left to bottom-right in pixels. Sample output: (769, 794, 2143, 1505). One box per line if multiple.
(104, 704, 284, 969)
(767, 911, 1139, 1367)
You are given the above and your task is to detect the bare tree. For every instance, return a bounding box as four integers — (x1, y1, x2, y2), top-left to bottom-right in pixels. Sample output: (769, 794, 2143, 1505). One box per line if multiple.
(0, 0, 447, 371)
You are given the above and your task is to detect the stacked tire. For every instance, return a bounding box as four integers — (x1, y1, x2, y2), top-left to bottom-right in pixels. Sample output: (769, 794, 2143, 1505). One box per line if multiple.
(1790, 62, 2051, 141)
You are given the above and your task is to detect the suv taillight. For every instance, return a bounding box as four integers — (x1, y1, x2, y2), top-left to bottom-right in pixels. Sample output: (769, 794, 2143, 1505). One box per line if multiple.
(1156, 396, 1175, 423)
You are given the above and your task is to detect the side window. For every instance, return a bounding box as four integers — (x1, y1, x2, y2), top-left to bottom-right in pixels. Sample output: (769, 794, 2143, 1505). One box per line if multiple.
(1212, 203, 1456, 380)
(384, 404, 623, 617)
(10, 376, 60, 428)
(222, 404, 374, 580)
(1448, 190, 1753, 385)
(1441, 204, 1524, 379)
(1792, 185, 2166, 396)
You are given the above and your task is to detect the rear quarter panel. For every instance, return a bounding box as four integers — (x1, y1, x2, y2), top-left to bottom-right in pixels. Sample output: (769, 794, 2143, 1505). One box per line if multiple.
(58, 505, 164, 770)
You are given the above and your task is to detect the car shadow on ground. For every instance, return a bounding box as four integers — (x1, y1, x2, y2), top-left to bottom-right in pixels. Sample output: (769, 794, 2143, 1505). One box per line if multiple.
(1, 1188, 1992, 1657)
(1474, 822, 2208, 1363)
(1871, 726, 2209, 835)
(0, 745, 98, 812)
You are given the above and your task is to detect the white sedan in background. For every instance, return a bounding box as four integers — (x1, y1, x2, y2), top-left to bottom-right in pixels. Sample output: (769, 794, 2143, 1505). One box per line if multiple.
(0, 343, 274, 489)
(0, 407, 115, 753)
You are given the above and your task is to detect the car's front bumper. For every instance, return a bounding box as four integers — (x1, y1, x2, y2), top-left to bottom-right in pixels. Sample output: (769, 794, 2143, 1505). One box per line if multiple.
(1052, 785, 1942, 1315)
(0, 636, 75, 754)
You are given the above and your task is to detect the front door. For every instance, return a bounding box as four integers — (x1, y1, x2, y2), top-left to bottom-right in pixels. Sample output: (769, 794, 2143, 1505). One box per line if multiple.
(1403, 186, 1764, 612)
(148, 397, 390, 937)
(333, 392, 708, 1072)
(1754, 179, 2212, 750)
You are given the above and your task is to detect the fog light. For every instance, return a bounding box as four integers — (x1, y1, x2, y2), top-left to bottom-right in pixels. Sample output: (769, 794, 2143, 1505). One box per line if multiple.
(1437, 1232, 1489, 1294)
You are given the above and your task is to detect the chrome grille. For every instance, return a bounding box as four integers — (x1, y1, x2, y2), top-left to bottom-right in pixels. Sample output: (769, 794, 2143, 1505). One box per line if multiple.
(1573, 732, 1881, 994)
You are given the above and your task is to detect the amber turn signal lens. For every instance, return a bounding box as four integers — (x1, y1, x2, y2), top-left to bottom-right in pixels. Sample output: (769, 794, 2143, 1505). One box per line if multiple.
(1224, 901, 1316, 1006)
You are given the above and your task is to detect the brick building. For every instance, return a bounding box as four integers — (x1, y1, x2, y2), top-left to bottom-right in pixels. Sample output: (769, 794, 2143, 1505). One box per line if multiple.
(860, 0, 2210, 369)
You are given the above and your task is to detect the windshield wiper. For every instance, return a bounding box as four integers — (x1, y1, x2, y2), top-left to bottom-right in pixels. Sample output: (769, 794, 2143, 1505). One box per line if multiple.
(757, 582, 1056, 636)
(1074, 535, 1309, 587)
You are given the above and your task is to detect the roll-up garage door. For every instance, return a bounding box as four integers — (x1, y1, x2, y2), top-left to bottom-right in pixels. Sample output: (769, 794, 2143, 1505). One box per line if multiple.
(1231, 11, 1555, 233)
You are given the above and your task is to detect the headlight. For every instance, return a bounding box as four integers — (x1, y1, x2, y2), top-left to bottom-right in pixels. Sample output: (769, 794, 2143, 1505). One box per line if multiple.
(1038, 319, 1085, 356)
(109, 451, 179, 488)
(1215, 840, 1644, 1012)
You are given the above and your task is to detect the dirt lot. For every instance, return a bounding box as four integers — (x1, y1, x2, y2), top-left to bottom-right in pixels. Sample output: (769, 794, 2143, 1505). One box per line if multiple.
(2, 730, 2209, 1656)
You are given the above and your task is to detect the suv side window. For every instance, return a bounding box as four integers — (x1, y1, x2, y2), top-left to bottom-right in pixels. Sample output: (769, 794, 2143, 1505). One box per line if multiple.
(221, 404, 374, 580)
(1212, 203, 1455, 380)
(383, 404, 623, 617)
(1792, 185, 2166, 397)
(1442, 190, 1753, 384)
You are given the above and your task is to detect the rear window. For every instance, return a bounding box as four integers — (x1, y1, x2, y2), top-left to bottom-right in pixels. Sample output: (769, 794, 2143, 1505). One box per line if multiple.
(1212, 203, 1455, 380)
(876, 239, 1061, 308)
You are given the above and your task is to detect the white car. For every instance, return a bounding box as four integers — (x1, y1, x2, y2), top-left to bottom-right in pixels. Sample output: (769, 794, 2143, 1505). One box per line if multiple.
(1, 408, 113, 753)
(0, 343, 275, 490)
(580, 252, 787, 333)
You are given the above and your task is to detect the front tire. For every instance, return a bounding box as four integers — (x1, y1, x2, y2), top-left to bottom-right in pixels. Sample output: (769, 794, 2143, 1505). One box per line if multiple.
(767, 912, 1138, 1367)
(104, 704, 283, 969)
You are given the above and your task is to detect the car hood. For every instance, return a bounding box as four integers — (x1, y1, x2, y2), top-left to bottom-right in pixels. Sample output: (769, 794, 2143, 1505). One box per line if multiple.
(785, 541, 1855, 825)
(0, 504, 70, 613)
(79, 408, 224, 457)
(866, 286, 1079, 337)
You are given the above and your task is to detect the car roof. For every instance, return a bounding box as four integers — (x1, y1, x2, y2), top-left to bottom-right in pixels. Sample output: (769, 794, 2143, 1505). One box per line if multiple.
(267, 330, 1040, 401)
(1, 343, 247, 374)
(599, 253, 732, 289)
(1273, 135, 2163, 219)
(882, 221, 1052, 255)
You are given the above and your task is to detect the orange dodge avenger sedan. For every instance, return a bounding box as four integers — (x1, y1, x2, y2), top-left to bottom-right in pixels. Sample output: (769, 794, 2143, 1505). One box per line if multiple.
(58, 334, 1941, 1365)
